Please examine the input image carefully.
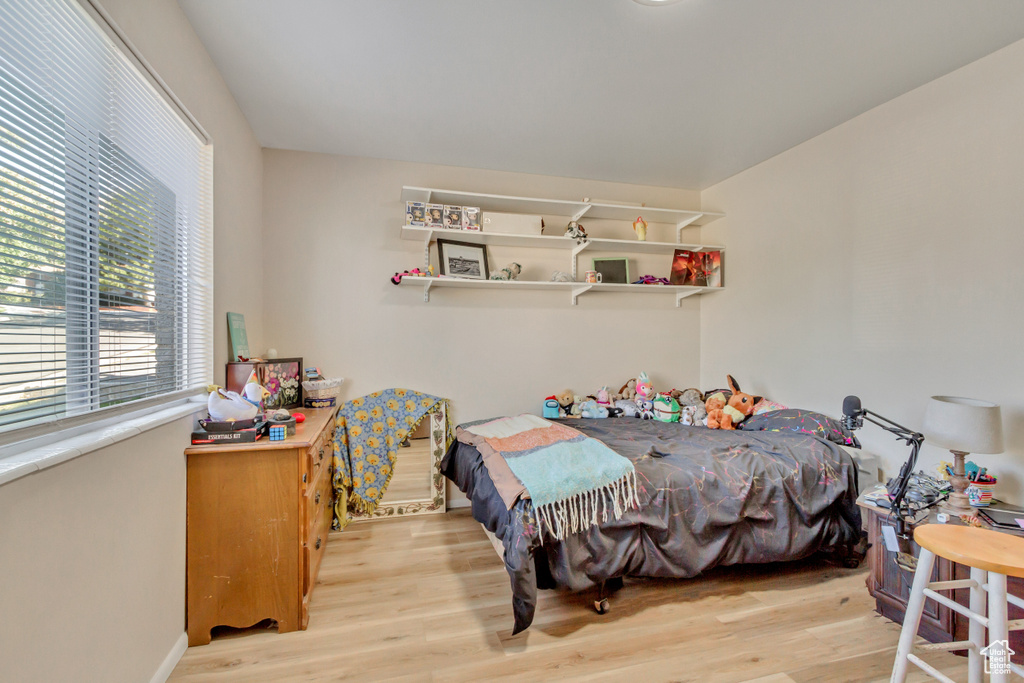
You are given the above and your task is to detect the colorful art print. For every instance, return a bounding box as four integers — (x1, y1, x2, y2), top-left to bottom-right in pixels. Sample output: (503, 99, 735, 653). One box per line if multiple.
(426, 203, 445, 228)
(669, 249, 707, 286)
(226, 358, 303, 410)
(704, 250, 723, 287)
(443, 205, 463, 229)
(463, 206, 481, 231)
(592, 257, 629, 284)
(406, 201, 426, 226)
(437, 238, 489, 279)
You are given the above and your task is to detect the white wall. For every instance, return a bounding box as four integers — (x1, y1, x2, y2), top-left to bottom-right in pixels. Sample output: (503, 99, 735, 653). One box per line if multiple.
(700, 38, 1024, 501)
(261, 150, 705, 502)
(0, 1, 264, 681)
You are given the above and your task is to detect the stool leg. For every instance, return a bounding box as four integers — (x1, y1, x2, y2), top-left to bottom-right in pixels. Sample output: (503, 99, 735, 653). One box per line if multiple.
(988, 572, 1009, 683)
(968, 567, 987, 683)
(891, 548, 935, 683)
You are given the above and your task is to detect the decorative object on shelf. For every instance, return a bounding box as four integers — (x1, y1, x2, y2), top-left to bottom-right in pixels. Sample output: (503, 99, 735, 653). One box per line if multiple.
(489, 262, 522, 281)
(426, 203, 444, 228)
(405, 201, 426, 226)
(632, 216, 648, 241)
(564, 220, 587, 244)
(705, 250, 723, 287)
(227, 312, 250, 363)
(391, 266, 433, 284)
(463, 206, 481, 231)
(437, 238, 489, 279)
(228, 358, 303, 410)
(922, 396, 1004, 514)
(584, 270, 602, 284)
(550, 271, 573, 282)
(633, 275, 669, 285)
(592, 257, 629, 284)
(670, 249, 707, 286)
(443, 205, 464, 229)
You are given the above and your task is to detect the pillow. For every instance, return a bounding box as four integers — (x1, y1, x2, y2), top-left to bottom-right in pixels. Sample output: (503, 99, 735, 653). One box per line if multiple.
(753, 398, 787, 415)
(739, 408, 859, 447)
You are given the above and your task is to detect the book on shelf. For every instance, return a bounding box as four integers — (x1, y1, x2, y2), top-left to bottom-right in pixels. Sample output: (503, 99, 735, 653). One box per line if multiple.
(669, 249, 723, 287)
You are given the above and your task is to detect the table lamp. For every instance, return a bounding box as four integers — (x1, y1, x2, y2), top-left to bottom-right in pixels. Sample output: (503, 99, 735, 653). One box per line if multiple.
(922, 396, 1003, 513)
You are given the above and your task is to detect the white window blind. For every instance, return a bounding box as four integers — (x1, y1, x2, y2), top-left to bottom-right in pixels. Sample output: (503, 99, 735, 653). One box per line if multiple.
(0, 0, 213, 433)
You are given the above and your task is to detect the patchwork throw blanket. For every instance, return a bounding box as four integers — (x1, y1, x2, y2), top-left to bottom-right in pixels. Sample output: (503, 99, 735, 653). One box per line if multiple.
(457, 415, 639, 540)
(333, 389, 451, 523)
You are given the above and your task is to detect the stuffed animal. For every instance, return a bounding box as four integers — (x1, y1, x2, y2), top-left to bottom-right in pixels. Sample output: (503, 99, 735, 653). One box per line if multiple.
(614, 378, 637, 401)
(706, 375, 758, 430)
(677, 387, 707, 424)
(580, 400, 609, 419)
(680, 405, 699, 425)
(207, 381, 270, 422)
(635, 371, 655, 420)
(550, 271, 574, 282)
(543, 398, 560, 419)
(653, 393, 681, 422)
(554, 389, 575, 417)
(564, 220, 588, 244)
(704, 392, 727, 428)
(569, 395, 586, 418)
(595, 386, 612, 406)
(615, 399, 639, 418)
(490, 262, 522, 281)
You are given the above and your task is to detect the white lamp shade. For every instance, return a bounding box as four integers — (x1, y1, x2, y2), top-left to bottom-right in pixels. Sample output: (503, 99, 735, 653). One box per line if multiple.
(922, 396, 1004, 454)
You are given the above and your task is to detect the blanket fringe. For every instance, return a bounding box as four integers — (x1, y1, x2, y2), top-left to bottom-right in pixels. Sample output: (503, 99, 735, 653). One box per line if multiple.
(533, 468, 640, 541)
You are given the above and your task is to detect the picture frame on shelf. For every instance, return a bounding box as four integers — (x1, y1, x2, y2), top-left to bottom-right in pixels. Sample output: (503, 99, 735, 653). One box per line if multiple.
(226, 358, 303, 410)
(592, 257, 629, 284)
(437, 239, 489, 280)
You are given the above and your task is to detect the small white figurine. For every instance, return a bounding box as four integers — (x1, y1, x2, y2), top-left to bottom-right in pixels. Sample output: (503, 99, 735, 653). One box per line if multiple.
(633, 216, 648, 241)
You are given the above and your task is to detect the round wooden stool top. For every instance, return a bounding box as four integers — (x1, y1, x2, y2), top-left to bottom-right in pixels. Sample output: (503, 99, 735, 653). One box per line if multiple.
(914, 524, 1024, 578)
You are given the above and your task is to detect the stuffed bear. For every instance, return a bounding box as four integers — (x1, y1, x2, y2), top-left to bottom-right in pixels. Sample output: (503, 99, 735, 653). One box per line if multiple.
(580, 400, 609, 419)
(569, 395, 586, 418)
(613, 378, 637, 402)
(677, 387, 707, 424)
(706, 375, 759, 430)
(555, 389, 575, 417)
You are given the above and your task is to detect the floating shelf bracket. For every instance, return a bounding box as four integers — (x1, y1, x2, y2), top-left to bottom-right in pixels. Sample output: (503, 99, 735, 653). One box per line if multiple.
(423, 279, 433, 303)
(571, 285, 593, 306)
(675, 214, 702, 242)
(422, 229, 435, 269)
(571, 241, 591, 279)
(572, 205, 592, 222)
(675, 289, 700, 307)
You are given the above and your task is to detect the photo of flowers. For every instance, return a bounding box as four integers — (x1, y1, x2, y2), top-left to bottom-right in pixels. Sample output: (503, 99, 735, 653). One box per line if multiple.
(226, 358, 303, 410)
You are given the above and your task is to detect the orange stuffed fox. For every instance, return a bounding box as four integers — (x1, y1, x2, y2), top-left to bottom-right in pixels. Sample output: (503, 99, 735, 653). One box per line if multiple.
(705, 375, 760, 430)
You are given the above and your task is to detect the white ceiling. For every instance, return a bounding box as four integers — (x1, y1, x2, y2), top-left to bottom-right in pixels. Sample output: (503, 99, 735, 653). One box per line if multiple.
(178, 0, 1024, 189)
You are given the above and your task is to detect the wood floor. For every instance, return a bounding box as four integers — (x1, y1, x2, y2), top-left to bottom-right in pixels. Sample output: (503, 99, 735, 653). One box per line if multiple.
(169, 510, 968, 682)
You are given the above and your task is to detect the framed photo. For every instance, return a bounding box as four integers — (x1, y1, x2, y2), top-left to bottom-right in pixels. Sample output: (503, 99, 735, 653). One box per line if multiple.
(437, 239, 489, 280)
(226, 357, 303, 410)
(592, 257, 629, 284)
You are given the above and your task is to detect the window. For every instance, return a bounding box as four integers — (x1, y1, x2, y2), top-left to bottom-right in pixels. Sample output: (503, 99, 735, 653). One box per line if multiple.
(0, 0, 212, 434)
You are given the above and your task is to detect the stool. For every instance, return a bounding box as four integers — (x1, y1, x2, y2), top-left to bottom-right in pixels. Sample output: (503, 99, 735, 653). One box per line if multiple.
(891, 524, 1024, 683)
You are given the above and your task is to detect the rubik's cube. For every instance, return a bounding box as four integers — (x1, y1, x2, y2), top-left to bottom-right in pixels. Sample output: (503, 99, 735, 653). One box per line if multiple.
(269, 425, 286, 441)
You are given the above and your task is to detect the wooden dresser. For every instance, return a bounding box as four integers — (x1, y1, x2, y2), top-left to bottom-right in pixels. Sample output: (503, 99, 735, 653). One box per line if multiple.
(185, 406, 337, 646)
(859, 497, 1024, 663)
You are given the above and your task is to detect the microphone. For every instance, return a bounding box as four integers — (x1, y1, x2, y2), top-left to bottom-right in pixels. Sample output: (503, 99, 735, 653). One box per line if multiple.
(842, 395, 864, 431)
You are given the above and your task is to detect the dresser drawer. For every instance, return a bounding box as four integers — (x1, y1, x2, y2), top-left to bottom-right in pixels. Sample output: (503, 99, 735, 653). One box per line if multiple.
(305, 428, 332, 490)
(304, 458, 332, 535)
(303, 506, 328, 597)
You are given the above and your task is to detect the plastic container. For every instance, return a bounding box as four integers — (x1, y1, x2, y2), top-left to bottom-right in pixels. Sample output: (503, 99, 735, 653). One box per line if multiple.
(302, 377, 343, 409)
(967, 481, 996, 507)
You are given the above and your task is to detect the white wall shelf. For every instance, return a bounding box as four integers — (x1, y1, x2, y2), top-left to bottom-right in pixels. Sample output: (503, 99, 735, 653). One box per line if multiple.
(400, 226, 723, 254)
(401, 185, 724, 240)
(397, 276, 717, 307)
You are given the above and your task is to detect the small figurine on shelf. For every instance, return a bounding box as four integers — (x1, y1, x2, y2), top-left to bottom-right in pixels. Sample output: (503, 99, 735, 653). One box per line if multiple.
(550, 271, 573, 282)
(632, 216, 648, 241)
(490, 262, 522, 281)
(390, 266, 434, 285)
(565, 220, 588, 244)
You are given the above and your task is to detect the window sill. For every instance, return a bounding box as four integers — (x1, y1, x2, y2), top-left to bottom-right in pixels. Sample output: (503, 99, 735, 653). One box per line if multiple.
(0, 399, 205, 488)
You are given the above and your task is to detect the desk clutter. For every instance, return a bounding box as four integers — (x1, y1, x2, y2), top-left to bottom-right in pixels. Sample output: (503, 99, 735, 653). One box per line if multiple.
(190, 362, 343, 445)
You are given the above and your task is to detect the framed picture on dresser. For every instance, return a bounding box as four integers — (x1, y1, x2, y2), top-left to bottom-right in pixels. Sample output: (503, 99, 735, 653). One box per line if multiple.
(227, 358, 303, 410)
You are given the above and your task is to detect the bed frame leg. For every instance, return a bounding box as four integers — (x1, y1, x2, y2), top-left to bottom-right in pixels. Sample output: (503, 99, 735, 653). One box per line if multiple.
(593, 577, 624, 615)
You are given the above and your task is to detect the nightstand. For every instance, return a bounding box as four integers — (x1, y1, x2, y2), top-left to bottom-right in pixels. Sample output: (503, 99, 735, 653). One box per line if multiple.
(859, 496, 1024, 662)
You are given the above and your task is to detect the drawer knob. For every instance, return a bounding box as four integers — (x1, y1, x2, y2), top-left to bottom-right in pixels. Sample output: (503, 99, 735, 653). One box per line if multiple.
(318, 447, 325, 461)
(302, 473, 307, 484)
(315, 537, 322, 550)
(315, 491, 321, 505)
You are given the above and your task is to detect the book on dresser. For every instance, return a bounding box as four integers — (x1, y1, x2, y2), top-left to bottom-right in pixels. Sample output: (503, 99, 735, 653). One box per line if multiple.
(184, 406, 337, 646)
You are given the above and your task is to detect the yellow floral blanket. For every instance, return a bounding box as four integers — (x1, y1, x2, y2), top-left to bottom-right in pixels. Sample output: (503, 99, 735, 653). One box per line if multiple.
(332, 389, 451, 525)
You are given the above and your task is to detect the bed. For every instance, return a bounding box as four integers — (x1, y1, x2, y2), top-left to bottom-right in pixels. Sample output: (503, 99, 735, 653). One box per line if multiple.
(441, 414, 864, 634)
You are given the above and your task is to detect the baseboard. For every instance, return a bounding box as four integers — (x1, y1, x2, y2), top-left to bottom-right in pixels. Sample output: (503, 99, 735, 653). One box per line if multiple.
(149, 632, 188, 683)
